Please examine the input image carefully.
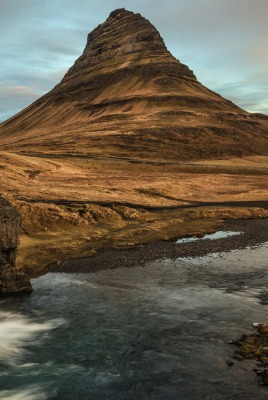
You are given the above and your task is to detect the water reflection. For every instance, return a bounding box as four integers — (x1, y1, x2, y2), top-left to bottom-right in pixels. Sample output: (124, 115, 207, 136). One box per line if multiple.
(176, 230, 241, 244)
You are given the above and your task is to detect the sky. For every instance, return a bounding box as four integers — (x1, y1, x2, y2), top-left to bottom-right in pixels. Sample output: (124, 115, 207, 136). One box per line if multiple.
(0, 0, 267, 122)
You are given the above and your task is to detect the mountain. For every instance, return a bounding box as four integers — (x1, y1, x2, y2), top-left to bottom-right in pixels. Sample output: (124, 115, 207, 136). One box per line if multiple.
(0, 8, 267, 160)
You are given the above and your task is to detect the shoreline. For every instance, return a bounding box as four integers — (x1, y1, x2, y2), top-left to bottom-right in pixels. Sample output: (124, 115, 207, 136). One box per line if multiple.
(49, 218, 268, 274)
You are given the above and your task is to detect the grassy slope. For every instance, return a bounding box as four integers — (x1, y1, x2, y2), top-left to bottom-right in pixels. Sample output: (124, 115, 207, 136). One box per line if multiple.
(1, 152, 268, 276)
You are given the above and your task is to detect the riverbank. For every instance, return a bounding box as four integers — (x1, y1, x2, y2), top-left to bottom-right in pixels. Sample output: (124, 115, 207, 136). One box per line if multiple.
(49, 218, 268, 273)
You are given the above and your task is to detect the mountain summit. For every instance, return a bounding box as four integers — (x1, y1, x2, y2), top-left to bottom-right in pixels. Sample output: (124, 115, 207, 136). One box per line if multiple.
(0, 9, 267, 159)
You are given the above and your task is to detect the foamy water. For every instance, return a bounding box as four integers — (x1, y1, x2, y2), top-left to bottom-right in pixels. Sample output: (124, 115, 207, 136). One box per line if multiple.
(0, 312, 65, 400)
(0, 312, 65, 364)
(0, 386, 47, 400)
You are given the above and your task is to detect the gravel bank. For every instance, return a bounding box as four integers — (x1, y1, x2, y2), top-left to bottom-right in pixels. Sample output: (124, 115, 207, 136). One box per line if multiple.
(49, 218, 268, 273)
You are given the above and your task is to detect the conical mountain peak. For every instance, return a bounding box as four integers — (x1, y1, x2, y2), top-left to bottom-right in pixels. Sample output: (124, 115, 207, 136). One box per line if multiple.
(60, 7, 195, 90)
(0, 10, 267, 160)
(108, 8, 133, 19)
(85, 7, 167, 53)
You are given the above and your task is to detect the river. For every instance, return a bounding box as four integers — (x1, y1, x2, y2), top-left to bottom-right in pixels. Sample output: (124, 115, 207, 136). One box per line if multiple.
(0, 241, 268, 399)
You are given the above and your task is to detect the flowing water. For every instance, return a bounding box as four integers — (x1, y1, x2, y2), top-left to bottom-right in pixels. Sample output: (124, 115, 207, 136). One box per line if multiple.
(1, 242, 268, 399)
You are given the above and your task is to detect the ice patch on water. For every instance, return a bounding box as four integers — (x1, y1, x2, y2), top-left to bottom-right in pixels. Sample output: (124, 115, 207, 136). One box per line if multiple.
(0, 312, 65, 364)
(176, 230, 241, 244)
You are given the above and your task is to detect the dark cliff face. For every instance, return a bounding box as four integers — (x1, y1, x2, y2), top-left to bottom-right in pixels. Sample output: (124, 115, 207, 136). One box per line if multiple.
(0, 196, 32, 295)
(0, 8, 267, 160)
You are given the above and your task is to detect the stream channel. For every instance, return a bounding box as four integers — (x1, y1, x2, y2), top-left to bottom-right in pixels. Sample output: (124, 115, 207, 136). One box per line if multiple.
(0, 237, 268, 399)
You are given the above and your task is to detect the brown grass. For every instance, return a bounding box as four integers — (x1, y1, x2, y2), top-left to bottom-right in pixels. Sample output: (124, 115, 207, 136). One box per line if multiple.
(0, 151, 267, 276)
(16, 204, 268, 277)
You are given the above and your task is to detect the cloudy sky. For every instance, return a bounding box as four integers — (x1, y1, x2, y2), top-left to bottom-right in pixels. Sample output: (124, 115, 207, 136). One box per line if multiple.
(0, 0, 267, 121)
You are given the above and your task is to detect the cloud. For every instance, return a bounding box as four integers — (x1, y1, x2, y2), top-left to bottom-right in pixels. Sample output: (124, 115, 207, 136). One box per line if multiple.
(0, 82, 40, 121)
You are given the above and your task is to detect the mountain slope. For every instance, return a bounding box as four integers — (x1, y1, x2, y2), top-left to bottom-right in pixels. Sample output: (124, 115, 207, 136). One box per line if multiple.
(0, 8, 267, 160)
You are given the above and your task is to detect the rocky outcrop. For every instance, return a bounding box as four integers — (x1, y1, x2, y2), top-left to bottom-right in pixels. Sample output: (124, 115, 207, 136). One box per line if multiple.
(0, 196, 32, 294)
(0, 8, 267, 160)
